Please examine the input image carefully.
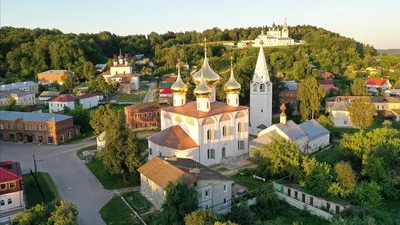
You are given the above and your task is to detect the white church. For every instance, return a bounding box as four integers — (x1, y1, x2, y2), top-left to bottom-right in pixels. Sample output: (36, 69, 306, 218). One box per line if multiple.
(147, 43, 250, 166)
(238, 18, 303, 48)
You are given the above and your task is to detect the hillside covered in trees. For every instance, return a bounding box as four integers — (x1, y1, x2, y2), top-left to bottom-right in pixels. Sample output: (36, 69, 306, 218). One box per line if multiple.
(1, 25, 379, 81)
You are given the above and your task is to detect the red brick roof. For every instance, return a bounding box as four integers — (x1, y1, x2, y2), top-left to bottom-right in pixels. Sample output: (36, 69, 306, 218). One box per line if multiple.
(51, 94, 97, 102)
(148, 125, 198, 150)
(159, 87, 172, 94)
(365, 78, 389, 86)
(0, 161, 22, 183)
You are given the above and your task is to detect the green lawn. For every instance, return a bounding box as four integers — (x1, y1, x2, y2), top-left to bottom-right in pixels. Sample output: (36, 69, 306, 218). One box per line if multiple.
(117, 94, 142, 103)
(122, 192, 151, 213)
(100, 196, 133, 225)
(86, 158, 140, 190)
(229, 173, 266, 191)
(23, 172, 60, 207)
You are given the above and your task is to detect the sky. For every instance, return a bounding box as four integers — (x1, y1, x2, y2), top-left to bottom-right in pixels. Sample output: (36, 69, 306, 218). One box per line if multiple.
(1, 0, 399, 49)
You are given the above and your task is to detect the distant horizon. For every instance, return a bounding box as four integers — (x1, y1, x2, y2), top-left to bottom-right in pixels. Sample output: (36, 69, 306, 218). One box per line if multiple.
(2, 0, 399, 49)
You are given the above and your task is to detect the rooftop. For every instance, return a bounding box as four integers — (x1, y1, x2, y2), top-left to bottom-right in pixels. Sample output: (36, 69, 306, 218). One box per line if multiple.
(274, 120, 307, 140)
(148, 125, 198, 150)
(283, 81, 298, 91)
(51, 93, 98, 102)
(0, 161, 22, 183)
(0, 111, 72, 123)
(299, 119, 330, 141)
(162, 101, 248, 119)
(38, 70, 71, 75)
(0, 89, 34, 98)
(125, 102, 162, 111)
(39, 91, 60, 97)
(0, 81, 37, 91)
(365, 78, 389, 86)
(138, 157, 230, 189)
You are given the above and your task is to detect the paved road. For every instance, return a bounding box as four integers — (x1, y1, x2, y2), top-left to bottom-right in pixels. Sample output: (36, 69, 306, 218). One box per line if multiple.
(0, 140, 114, 225)
(142, 82, 156, 103)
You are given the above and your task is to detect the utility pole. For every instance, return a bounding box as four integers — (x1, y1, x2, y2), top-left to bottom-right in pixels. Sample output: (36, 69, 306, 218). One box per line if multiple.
(32, 150, 43, 174)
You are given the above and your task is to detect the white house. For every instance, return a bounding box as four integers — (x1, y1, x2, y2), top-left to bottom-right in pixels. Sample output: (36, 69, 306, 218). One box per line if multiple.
(147, 43, 249, 167)
(138, 156, 233, 213)
(365, 78, 392, 91)
(0, 161, 25, 217)
(251, 104, 330, 154)
(0, 90, 36, 106)
(49, 93, 99, 113)
(0, 81, 38, 94)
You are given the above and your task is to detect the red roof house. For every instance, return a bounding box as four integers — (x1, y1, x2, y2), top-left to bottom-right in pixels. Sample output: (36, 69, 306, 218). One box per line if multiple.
(365, 78, 392, 90)
(318, 80, 339, 91)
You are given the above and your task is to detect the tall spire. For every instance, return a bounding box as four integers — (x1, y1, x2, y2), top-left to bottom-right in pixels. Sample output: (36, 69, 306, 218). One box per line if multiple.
(253, 46, 270, 83)
(171, 59, 187, 94)
(224, 55, 241, 94)
(283, 18, 288, 30)
(204, 38, 207, 59)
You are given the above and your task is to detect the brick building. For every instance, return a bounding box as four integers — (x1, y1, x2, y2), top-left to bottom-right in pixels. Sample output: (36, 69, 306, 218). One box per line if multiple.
(124, 102, 163, 130)
(280, 81, 298, 114)
(37, 70, 74, 85)
(0, 111, 79, 145)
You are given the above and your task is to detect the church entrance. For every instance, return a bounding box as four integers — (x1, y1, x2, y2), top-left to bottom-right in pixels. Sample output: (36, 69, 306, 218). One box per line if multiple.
(222, 147, 226, 158)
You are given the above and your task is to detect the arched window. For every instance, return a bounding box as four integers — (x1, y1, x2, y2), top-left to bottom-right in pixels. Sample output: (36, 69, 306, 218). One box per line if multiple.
(222, 126, 226, 137)
(222, 147, 226, 158)
(260, 84, 265, 92)
(207, 129, 211, 140)
(253, 84, 257, 91)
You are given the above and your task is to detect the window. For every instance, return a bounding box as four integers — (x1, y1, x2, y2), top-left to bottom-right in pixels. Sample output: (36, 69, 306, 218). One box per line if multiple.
(60, 135, 64, 143)
(7, 198, 12, 205)
(0, 200, 4, 206)
(222, 126, 226, 136)
(0, 124, 3, 129)
(260, 84, 265, 92)
(238, 141, 245, 150)
(0, 183, 6, 190)
(302, 194, 305, 203)
(261, 109, 263, 112)
(199, 192, 202, 199)
(206, 205, 209, 210)
(294, 191, 298, 199)
(344, 120, 347, 125)
(205, 190, 209, 198)
(224, 185, 227, 192)
(335, 205, 340, 213)
(207, 149, 215, 159)
(40, 125, 43, 130)
(207, 129, 211, 140)
(35, 125, 38, 130)
(327, 202, 331, 210)
(9, 182, 15, 188)
(224, 198, 227, 205)
(310, 197, 314, 206)
(222, 147, 226, 158)
(149, 148, 152, 155)
(288, 188, 291, 197)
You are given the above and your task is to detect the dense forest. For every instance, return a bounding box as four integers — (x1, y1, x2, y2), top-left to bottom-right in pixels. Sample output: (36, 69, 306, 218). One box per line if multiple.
(1, 25, 380, 80)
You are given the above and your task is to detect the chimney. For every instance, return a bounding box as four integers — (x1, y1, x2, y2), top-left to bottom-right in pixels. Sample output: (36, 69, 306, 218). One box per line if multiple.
(280, 103, 287, 125)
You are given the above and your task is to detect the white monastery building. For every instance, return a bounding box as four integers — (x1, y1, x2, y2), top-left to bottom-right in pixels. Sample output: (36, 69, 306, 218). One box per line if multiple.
(251, 104, 330, 154)
(147, 44, 249, 166)
(238, 19, 303, 48)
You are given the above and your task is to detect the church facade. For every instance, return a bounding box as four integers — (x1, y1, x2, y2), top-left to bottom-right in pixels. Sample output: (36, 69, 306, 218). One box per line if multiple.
(147, 46, 249, 166)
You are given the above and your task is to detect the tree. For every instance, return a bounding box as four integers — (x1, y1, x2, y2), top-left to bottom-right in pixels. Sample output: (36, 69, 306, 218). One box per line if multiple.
(293, 59, 311, 80)
(304, 162, 333, 197)
(340, 127, 398, 159)
(12, 200, 78, 225)
(83, 61, 95, 81)
(6, 97, 17, 111)
(66, 104, 90, 131)
(228, 200, 254, 225)
(251, 137, 303, 180)
(185, 209, 217, 225)
(255, 182, 280, 219)
(316, 115, 334, 131)
(161, 181, 198, 225)
(214, 222, 238, 225)
(297, 77, 326, 121)
(20, 103, 29, 112)
(328, 162, 356, 197)
(61, 74, 74, 92)
(89, 105, 121, 135)
(346, 97, 376, 129)
(350, 78, 368, 96)
(361, 155, 388, 183)
(354, 181, 382, 208)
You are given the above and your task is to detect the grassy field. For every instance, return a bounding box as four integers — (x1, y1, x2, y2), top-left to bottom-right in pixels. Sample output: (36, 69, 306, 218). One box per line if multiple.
(86, 158, 140, 190)
(229, 172, 267, 191)
(117, 94, 142, 103)
(100, 196, 133, 225)
(23, 172, 60, 207)
(122, 192, 151, 214)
